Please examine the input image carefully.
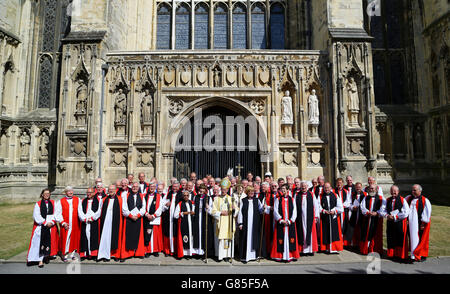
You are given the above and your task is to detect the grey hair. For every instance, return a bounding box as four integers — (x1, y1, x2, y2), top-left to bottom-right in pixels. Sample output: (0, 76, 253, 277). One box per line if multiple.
(413, 184, 423, 192)
(64, 186, 73, 192)
(261, 182, 270, 187)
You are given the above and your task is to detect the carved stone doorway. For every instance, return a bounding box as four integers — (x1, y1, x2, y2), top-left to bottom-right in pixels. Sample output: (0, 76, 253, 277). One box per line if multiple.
(174, 106, 262, 179)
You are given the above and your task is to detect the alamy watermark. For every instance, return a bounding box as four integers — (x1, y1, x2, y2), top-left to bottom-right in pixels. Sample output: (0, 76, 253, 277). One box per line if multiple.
(366, 0, 381, 17)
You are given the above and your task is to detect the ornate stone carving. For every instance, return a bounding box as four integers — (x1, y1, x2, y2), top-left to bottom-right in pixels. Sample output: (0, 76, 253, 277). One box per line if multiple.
(141, 89, 153, 124)
(249, 98, 265, 115)
(180, 70, 191, 86)
(347, 137, 364, 156)
(346, 76, 360, 128)
(168, 98, 183, 117)
(226, 69, 236, 85)
(308, 89, 320, 138)
(307, 149, 324, 167)
(114, 88, 127, 135)
(242, 70, 253, 86)
(137, 149, 154, 167)
(19, 130, 31, 161)
(39, 131, 50, 161)
(70, 139, 86, 157)
(281, 90, 293, 138)
(74, 78, 88, 125)
(213, 65, 222, 87)
(259, 70, 270, 86)
(281, 149, 297, 166)
(197, 70, 207, 85)
(110, 148, 127, 167)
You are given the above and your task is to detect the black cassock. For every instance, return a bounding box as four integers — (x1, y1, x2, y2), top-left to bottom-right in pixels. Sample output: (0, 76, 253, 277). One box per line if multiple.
(238, 197, 265, 261)
(192, 193, 215, 257)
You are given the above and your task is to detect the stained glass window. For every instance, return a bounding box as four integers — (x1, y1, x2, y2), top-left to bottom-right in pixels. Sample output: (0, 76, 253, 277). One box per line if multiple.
(195, 3, 209, 49)
(157, 4, 172, 49)
(175, 4, 191, 49)
(270, 3, 285, 49)
(214, 4, 228, 49)
(233, 4, 247, 49)
(251, 3, 266, 49)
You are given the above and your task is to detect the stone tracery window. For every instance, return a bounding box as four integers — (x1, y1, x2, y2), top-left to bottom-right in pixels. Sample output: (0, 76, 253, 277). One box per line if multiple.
(156, 0, 286, 50)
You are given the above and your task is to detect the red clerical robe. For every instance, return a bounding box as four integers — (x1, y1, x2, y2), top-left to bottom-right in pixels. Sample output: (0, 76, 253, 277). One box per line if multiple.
(406, 195, 431, 261)
(27, 199, 59, 263)
(56, 196, 81, 255)
(144, 192, 164, 254)
(120, 192, 146, 259)
(385, 195, 409, 260)
(359, 195, 385, 255)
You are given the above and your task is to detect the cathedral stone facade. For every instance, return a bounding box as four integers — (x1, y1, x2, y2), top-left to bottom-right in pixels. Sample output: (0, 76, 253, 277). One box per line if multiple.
(0, 0, 448, 201)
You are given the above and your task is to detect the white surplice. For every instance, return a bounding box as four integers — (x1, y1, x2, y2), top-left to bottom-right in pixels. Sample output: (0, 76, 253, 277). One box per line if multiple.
(296, 193, 320, 253)
(78, 197, 103, 255)
(405, 195, 431, 259)
(174, 201, 195, 256)
(98, 198, 116, 260)
(273, 196, 297, 261)
(27, 202, 55, 262)
(237, 198, 266, 262)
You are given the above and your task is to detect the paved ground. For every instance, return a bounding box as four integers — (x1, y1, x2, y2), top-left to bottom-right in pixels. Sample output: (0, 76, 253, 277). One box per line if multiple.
(1, 249, 449, 274)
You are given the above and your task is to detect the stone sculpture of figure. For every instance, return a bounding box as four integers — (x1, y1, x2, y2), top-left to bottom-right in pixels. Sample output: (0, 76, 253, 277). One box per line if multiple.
(213, 67, 221, 87)
(414, 125, 424, 156)
(308, 89, 320, 125)
(75, 79, 87, 113)
(346, 77, 360, 112)
(20, 131, 30, 157)
(281, 90, 293, 125)
(40, 132, 49, 158)
(114, 88, 127, 124)
(141, 89, 153, 123)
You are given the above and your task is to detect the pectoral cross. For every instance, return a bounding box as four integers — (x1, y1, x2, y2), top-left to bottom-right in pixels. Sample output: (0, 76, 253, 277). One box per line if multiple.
(235, 163, 244, 184)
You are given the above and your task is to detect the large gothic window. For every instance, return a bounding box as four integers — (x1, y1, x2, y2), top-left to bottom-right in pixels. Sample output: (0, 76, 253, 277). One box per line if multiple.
(175, 3, 191, 49)
(214, 3, 228, 49)
(365, 0, 407, 105)
(195, 3, 209, 49)
(37, 0, 71, 109)
(155, 1, 286, 50)
(251, 3, 266, 49)
(270, 3, 285, 49)
(232, 3, 247, 49)
(156, 3, 172, 49)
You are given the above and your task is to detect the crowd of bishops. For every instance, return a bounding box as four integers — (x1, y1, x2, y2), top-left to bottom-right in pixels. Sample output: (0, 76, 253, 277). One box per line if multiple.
(27, 171, 431, 268)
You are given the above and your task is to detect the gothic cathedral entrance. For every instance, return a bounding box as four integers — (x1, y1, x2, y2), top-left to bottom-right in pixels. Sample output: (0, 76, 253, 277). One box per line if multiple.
(174, 106, 261, 179)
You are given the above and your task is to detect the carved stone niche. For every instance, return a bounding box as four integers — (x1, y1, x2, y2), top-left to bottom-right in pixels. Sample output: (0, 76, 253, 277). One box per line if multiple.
(137, 148, 154, 167)
(307, 148, 325, 167)
(71, 60, 90, 127)
(38, 129, 50, 162)
(136, 67, 156, 137)
(110, 148, 127, 167)
(18, 128, 31, 162)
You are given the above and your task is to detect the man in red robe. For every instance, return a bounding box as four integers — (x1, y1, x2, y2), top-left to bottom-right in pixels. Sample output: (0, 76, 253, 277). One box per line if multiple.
(318, 183, 344, 253)
(359, 184, 386, 255)
(406, 184, 431, 262)
(120, 182, 146, 261)
(98, 184, 123, 261)
(143, 182, 164, 257)
(385, 185, 410, 261)
(271, 184, 299, 262)
(55, 186, 81, 262)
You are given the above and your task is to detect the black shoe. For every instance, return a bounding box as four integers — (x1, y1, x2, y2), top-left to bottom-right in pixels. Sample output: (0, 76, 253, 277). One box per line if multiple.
(153, 253, 159, 257)
(120, 259, 125, 263)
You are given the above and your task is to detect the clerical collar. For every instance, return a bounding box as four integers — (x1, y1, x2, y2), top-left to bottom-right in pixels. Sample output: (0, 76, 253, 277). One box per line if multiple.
(65, 196, 73, 200)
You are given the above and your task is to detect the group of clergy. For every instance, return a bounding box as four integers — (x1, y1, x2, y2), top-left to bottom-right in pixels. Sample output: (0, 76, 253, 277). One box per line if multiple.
(26, 172, 432, 267)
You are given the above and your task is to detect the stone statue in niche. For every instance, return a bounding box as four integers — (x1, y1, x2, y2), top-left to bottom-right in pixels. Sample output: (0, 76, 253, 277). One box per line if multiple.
(213, 67, 221, 87)
(413, 125, 424, 158)
(308, 89, 320, 125)
(75, 79, 87, 114)
(39, 132, 49, 159)
(19, 131, 31, 160)
(114, 88, 127, 125)
(346, 77, 360, 127)
(308, 89, 320, 138)
(141, 89, 153, 124)
(281, 90, 293, 138)
(281, 91, 293, 124)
